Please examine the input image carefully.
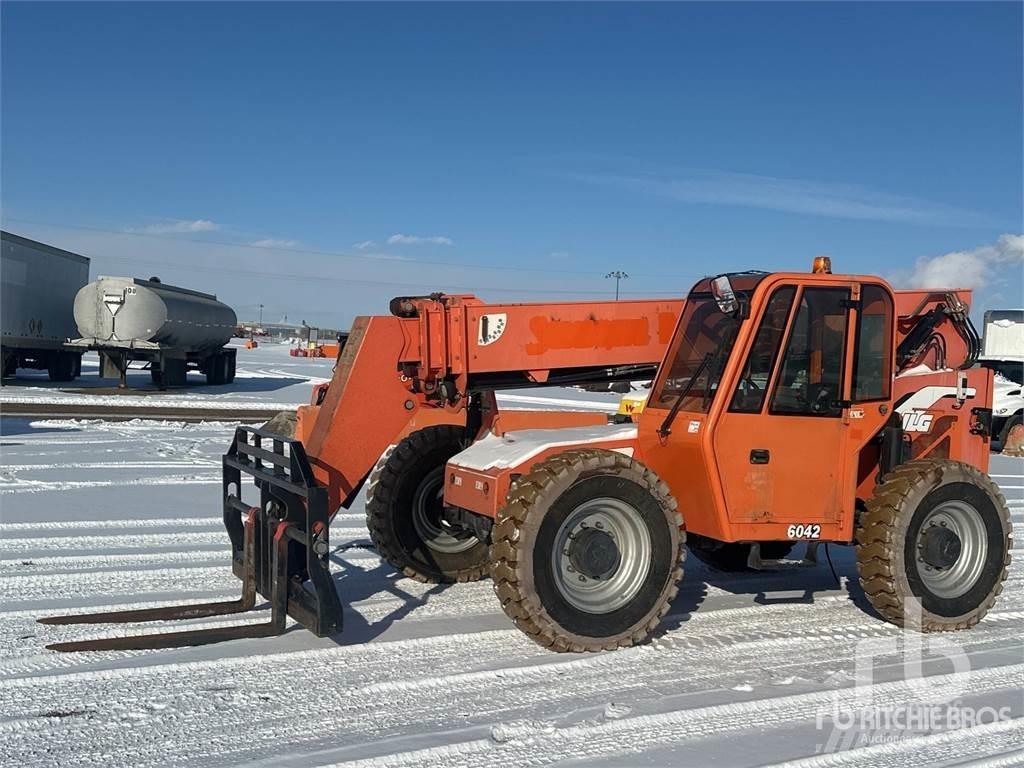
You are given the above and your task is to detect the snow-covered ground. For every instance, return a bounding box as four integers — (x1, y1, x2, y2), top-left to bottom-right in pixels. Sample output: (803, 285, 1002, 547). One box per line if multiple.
(1, 368, 1022, 766)
(0, 341, 628, 413)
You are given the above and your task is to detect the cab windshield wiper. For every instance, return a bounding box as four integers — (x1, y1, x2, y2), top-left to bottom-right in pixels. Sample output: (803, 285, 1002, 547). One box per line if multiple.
(658, 352, 713, 438)
(700, 324, 739, 412)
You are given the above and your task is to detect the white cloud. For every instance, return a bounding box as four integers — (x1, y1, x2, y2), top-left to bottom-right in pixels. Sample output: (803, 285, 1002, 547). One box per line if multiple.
(904, 234, 1024, 290)
(569, 169, 993, 227)
(386, 233, 454, 246)
(128, 218, 219, 235)
(548, 250, 571, 260)
(249, 238, 299, 248)
(352, 240, 377, 250)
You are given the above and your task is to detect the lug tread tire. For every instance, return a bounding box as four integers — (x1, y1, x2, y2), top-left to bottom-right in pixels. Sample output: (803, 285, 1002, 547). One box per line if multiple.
(855, 458, 1011, 631)
(260, 410, 297, 439)
(490, 448, 685, 652)
(365, 425, 489, 584)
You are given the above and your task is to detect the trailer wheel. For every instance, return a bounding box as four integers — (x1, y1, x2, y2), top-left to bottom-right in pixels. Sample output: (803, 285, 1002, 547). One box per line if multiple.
(856, 459, 1011, 631)
(206, 354, 227, 385)
(491, 449, 684, 652)
(47, 351, 78, 382)
(224, 350, 236, 384)
(688, 535, 794, 571)
(366, 425, 490, 583)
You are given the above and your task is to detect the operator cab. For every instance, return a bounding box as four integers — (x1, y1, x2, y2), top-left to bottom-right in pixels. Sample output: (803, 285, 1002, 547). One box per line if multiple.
(638, 266, 896, 544)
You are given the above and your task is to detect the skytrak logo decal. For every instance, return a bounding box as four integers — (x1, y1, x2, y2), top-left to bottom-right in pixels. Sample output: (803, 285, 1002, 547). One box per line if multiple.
(901, 411, 934, 433)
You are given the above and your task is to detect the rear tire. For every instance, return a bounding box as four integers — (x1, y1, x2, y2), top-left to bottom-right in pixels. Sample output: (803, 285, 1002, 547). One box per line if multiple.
(161, 358, 187, 387)
(856, 459, 1011, 631)
(366, 425, 490, 583)
(261, 410, 297, 438)
(490, 449, 684, 652)
(205, 354, 227, 385)
(47, 351, 78, 382)
(688, 535, 794, 571)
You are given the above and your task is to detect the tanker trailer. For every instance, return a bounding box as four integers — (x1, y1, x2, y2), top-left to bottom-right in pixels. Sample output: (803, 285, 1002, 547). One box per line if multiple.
(1, 231, 89, 382)
(72, 276, 238, 389)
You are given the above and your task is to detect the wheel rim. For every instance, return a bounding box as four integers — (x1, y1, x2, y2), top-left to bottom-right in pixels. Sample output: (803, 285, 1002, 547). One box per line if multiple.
(914, 500, 988, 599)
(411, 467, 478, 554)
(551, 497, 652, 614)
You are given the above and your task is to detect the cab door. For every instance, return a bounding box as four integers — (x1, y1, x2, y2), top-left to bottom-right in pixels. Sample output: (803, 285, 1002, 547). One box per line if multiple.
(712, 282, 856, 529)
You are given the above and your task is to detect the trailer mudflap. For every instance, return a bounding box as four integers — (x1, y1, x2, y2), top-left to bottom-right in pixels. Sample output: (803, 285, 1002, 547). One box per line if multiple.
(37, 426, 343, 652)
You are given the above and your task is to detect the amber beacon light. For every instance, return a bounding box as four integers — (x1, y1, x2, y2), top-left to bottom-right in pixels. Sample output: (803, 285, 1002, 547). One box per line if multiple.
(812, 256, 833, 274)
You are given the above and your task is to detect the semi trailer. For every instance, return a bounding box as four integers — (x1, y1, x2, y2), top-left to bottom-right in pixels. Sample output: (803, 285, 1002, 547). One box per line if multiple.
(72, 275, 238, 389)
(1, 231, 89, 382)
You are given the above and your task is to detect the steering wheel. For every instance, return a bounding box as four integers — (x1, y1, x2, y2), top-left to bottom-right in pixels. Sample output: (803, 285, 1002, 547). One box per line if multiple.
(806, 383, 833, 414)
(737, 376, 761, 407)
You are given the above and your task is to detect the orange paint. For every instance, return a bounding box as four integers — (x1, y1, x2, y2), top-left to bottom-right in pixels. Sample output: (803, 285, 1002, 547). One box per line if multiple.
(525, 316, 650, 355)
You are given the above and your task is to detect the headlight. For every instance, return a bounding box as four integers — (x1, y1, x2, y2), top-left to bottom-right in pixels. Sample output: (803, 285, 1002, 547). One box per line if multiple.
(996, 407, 1009, 415)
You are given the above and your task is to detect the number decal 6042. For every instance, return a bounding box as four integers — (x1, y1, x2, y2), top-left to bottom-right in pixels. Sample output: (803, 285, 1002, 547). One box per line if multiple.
(786, 524, 821, 539)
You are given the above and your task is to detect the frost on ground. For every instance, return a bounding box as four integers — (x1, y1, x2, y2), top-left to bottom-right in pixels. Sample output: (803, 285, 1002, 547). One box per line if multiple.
(1, 413, 1022, 767)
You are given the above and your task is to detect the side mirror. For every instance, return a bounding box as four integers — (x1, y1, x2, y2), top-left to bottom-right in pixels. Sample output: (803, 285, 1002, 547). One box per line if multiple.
(711, 275, 739, 315)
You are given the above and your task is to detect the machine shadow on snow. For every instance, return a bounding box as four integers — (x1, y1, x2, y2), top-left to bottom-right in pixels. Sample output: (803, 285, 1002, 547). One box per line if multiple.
(323, 543, 708, 647)
(326, 542, 449, 645)
(316, 541, 865, 647)
(683, 542, 882, 618)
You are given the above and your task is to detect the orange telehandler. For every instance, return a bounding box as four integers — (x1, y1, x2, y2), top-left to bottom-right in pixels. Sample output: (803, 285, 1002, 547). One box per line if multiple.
(41, 264, 1011, 653)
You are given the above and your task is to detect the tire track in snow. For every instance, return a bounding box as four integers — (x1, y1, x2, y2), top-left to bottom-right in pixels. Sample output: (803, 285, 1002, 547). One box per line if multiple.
(2, 600, 1021, 767)
(0, 512, 364, 534)
(0, 527, 367, 555)
(759, 717, 1024, 767)
(320, 664, 1024, 768)
(1, 546, 380, 575)
(1, 461, 220, 472)
(0, 517, 223, 532)
(0, 475, 222, 494)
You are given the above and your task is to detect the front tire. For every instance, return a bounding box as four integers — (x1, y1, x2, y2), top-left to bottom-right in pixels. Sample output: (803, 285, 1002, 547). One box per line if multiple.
(490, 449, 684, 652)
(366, 425, 490, 583)
(856, 459, 1011, 631)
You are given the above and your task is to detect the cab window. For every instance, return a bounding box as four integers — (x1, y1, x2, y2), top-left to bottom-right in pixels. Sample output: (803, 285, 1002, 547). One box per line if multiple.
(770, 288, 850, 417)
(729, 286, 795, 413)
(655, 294, 742, 414)
(653, 273, 768, 414)
(852, 285, 893, 402)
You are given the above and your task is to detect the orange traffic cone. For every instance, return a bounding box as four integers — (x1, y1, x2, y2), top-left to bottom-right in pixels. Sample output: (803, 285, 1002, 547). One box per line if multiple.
(1003, 423, 1024, 457)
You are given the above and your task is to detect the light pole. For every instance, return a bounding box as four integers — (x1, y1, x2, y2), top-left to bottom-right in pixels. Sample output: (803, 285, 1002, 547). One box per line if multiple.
(605, 270, 629, 301)
(258, 303, 264, 327)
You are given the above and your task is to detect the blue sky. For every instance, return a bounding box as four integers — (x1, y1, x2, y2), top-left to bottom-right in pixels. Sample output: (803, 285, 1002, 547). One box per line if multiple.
(2, 2, 1022, 326)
